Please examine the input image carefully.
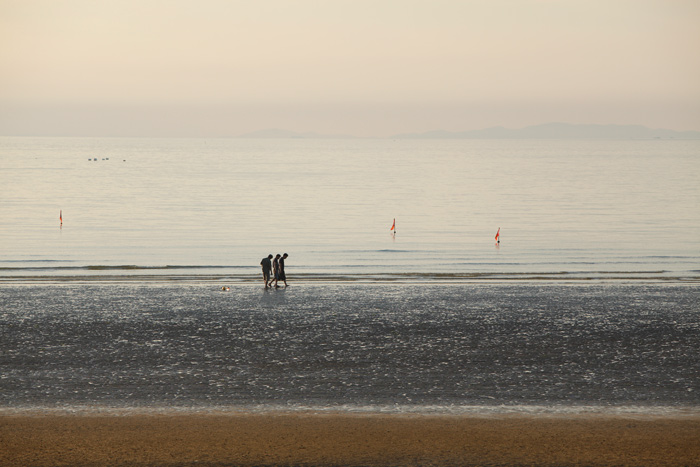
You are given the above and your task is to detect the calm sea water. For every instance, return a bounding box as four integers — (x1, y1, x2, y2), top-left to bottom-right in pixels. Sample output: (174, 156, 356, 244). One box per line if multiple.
(1, 137, 699, 414)
(1, 137, 699, 280)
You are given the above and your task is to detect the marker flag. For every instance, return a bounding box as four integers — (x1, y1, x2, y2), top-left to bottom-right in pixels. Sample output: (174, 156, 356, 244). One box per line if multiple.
(495, 227, 500, 241)
(390, 218, 395, 231)
(60, 210, 63, 224)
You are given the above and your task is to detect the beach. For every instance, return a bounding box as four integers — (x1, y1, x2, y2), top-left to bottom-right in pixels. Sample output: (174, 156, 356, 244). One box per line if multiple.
(4, 283, 698, 467)
(2, 412, 699, 466)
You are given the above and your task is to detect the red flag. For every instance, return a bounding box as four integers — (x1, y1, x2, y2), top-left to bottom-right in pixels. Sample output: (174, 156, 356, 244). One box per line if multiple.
(495, 228, 500, 241)
(60, 210, 63, 224)
(390, 218, 395, 231)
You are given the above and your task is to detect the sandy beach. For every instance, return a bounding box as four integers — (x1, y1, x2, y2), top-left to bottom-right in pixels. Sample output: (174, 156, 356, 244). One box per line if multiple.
(1, 413, 699, 466)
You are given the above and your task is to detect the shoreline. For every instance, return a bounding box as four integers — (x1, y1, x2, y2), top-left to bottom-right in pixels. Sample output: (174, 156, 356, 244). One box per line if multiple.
(1, 271, 699, 284)
(2, 412, 699, 466)
(3, 404, 700, 417)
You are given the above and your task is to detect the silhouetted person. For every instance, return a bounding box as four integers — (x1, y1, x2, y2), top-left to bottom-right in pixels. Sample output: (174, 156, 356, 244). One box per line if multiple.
(260, 254, 273, 288)
(272, 254, 281, 288)
(277, 253, 289, 287)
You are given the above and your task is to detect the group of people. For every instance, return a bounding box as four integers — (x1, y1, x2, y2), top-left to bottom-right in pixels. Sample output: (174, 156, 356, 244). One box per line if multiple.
(260, 253, 288, 288)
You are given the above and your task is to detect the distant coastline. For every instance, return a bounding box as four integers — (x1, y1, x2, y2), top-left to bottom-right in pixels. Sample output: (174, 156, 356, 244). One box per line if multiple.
(238, 122, 700, 140)
(237, 128, 356, 139)
(393, 122, 700, 140)
(3, 122, 699, 140)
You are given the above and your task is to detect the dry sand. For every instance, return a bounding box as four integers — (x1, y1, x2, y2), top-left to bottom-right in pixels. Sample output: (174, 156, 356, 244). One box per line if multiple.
(2, 412, 699, 466)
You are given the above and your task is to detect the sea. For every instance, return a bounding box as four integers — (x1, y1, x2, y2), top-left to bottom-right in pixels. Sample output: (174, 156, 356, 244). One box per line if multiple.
(1, 136, 699, 416)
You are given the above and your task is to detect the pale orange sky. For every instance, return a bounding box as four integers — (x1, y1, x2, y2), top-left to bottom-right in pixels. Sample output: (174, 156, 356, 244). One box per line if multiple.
(1, 0, 698, 136)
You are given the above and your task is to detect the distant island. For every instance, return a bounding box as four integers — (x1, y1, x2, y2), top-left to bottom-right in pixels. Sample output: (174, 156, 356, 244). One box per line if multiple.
(393, 123, 700, 140)
(238, 128, 356, 139)
(239, 123, 700, 140)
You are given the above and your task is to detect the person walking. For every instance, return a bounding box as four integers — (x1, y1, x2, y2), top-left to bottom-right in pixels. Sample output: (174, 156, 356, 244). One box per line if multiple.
(260, 254, 273, 288)
(277, 253, 289, 287)
(272, 254, 281, 288)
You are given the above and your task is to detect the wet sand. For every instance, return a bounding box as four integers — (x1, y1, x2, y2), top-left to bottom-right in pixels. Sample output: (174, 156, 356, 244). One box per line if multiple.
(2, 413, 699, 466)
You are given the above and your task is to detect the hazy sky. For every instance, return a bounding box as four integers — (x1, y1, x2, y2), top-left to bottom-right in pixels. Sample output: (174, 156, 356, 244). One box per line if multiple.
(1, 0, 698, 137)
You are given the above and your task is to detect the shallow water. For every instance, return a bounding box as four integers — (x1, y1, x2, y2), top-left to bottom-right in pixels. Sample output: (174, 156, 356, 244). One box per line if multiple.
(2, 283, 698, 414)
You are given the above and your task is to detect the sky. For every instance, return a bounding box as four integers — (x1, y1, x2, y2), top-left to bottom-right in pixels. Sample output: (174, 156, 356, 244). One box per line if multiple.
(1, 0, 699, 137)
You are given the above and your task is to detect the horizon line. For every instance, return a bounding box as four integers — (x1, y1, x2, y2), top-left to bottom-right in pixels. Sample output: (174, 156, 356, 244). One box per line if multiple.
(2, 122, 700, 139)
